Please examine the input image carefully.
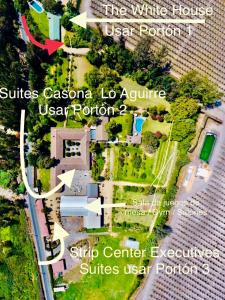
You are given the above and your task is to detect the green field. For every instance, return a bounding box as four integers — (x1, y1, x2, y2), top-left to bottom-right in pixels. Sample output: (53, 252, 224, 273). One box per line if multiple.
(114, 186, 153, 205)
(152, 140, 178, 186)
(121, 77, 170, 110)
(200, 133, 216, 163)
(55, 233, 149, 300)
(113, 145, 155, 183)
(113, 186, 162, 226)
(114, 209, 153, 227)
(142, 117, 171, 135)
(30, 9, 49, 37)
(37, 169, 50, 192)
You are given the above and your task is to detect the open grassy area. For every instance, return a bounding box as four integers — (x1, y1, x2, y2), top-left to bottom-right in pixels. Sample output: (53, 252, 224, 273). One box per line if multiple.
(113, 186, 162, 227)
(152, 140, 178, 186)
(113, 186, 158, 205)
(142, 117, 171, 135)
(37, 169, 50, 192)
(114, 209, 153, 227)
(56, 233, 149, 300)
(30, 9, 49, 37)
(200, 133, 216, 163)
(72, 56, 93, 88)
(111, 114, 133, 140)
(113, 145, 155, 183)
(0, 207, 39, 299)
(121, 77, 170, 110)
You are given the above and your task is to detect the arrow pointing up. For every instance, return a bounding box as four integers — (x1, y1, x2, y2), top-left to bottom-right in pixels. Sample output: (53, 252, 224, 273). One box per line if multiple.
(39, 223, 69, 265)
(52, 222, 69, 241)
(21, 15, 63, 55)
(86, 198, 126, 215)
(70, 12, 205, 29)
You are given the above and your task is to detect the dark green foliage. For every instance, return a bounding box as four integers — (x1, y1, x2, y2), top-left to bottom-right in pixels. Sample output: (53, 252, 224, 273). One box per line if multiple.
(42, 0, 63, 15)
(0, 0, 28, 130)
(0, 199, 39, 299)
(90, 143, 105, 181)
(178, 70, 223, 105)
(142, 131, 159, 153)
(106, 120, 122, 140)
(85, 66, 122, 107)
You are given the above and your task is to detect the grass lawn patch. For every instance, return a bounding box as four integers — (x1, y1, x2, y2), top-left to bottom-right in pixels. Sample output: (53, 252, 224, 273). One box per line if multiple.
(121, 77, 170, 110)
(72, 56, 93, 88)
(113, 145, 155, 183)
(30, 9, 49, 37)
(56, 233, 148, 300)
(142, 117, 171, 135)
(37, 169, 50, 192)
(199, 133, 216, 163)
(114, 208, 153, 227)
(111, 114, 133, 140)
(0, 170, 12, 188)
(153, 140, 178, 186)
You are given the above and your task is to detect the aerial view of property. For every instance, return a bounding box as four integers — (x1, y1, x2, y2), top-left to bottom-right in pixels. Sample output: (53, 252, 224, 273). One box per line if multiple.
(0, 0, 225, 300)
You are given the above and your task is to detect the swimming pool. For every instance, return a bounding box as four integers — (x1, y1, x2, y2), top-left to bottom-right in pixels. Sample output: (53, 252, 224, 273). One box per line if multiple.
(29, 0, 44, 13)
(199, 132, 216, 163)
(135, 117, 145, 134)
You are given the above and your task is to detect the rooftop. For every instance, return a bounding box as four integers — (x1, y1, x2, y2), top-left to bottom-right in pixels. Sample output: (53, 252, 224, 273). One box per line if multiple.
(51, 127, 90, 188)
(47, 12, 61, 41)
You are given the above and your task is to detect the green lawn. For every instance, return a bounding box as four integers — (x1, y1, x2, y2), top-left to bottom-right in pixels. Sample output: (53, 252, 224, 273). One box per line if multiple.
(114, 209, 153, 227)
(55, 233, 149, 300)
(37, 169, 50, 192)
(200, 133, 216, 163)
(152, 140, 178, 186)
(112, 114, 133, 140)
(121, 77, 170, 110)
(142, 117, 171, 135)
(113, 186, 159, 205)
(113, 186, 162, 226)
(0, 170, 12, 188)
(72, 57, 93, 88)
(113, 145, 155, 183)
(30, 9, 49, 37)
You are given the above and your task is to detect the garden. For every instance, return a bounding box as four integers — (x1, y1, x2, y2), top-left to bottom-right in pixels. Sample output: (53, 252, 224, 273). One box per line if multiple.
(113, 145, 155, 184)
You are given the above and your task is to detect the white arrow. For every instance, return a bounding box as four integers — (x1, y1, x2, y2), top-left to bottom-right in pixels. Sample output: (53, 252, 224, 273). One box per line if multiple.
(39, 223, 69, 265)
(20, 110, 76, 199)
(70, 12, 205, 29)
(86, 198, 126, 215)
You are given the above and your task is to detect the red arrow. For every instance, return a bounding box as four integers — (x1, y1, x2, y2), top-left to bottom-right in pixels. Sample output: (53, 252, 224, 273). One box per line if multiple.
(21, 15, 64, 55)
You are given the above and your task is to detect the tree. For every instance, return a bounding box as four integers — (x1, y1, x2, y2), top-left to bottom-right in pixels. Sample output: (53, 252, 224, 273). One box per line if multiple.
(134, 37, 155, 69)
(42, 0, 63, 15)
(178, 70, 223, 105)
(172, 119, 196, 142)
(142, 131, 159, 153)
(171, 96, 200, 120)
(36, 156, 59, 169)
(106, 120, 122, 140)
